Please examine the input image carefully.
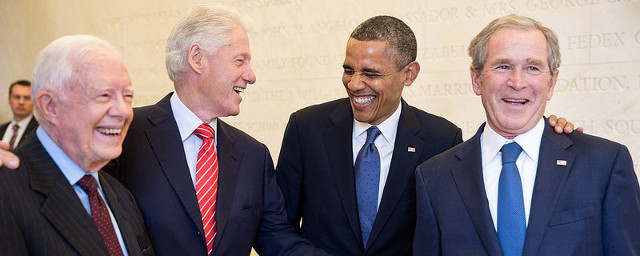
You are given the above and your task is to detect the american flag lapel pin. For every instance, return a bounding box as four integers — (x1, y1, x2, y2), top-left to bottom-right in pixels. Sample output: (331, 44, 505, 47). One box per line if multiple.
(556, 160, 567, 166)
(408, 147, 416, 153)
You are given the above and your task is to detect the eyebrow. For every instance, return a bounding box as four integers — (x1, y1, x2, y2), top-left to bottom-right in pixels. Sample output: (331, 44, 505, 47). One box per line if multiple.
(525, 58, 546, 67)
(342, 64, 383, 74)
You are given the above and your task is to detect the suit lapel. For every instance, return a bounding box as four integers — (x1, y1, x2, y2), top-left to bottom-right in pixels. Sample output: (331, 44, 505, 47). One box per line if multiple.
(145, 95, 205, 237)
(18, 118, 38, 147)
(212, 120, 243, 250)
(100, 175, 140, 255)
(323, 99, 363, 244)
(22, 137, 108, 256)
(451, 124, 503, 255)
(367, 101, 424, 248)
(522, 125, 574, 256)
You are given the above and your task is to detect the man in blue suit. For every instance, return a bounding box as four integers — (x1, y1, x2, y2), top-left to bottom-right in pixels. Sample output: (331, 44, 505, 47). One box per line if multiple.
(276, 15, 578, 256)
(414, 14, 640, 255)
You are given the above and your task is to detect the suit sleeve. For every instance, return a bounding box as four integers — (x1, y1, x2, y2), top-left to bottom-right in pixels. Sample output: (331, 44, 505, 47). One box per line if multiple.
(602, 145, 640, 255)
(275, 113, 304, 228)
(254, 144, 331, 256)
(414, 167, 441, 256)
(0, 172, 28, 255)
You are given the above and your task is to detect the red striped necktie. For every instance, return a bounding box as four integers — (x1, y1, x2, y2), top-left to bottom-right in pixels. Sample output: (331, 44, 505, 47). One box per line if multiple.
(194, 123, 219, 255)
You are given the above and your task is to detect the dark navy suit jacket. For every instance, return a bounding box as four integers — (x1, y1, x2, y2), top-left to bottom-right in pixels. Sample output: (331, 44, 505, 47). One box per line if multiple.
(414, 122, 640, 255)
(111, 93, 328, 256)
(277, 98, 462, 255)
(0, 117, 38, 149)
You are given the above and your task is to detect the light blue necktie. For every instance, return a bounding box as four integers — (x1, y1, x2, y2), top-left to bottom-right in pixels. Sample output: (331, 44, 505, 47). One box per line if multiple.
(355, 126, 381, 248)
(497, 142, 526, 256)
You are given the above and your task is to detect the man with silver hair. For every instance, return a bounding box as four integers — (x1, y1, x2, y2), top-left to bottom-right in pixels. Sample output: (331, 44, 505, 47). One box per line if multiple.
(0, 35, 153, 255)
(111, 3, 328, 256)
(0, 4, 327, 256)
(414, 14, 640, 255)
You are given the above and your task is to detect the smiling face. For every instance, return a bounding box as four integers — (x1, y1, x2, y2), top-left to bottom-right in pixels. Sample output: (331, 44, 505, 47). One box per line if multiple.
(342, 38, 411, 125)
(471, 28, 558, 138)
(45, 53, 133, 172)
(199, 26, 256, 118)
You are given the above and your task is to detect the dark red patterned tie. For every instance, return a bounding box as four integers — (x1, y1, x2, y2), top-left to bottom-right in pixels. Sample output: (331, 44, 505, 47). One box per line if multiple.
(8, 124, 19, 150)
(193, 123, 218, 255)
(77, 175, 124, 256)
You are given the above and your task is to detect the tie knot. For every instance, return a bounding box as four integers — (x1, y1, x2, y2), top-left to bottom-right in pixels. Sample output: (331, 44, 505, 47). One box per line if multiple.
(194, 123, 214, 140)
(77, 175, 98, 196)
(365, 126, 381, 144)
(501, 142, 522, 164)
(12, 124, 19, 132)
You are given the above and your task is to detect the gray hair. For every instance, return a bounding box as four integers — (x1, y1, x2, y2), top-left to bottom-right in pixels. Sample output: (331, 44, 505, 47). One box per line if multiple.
(468, 14, 561, 75)
(350, 15, 417, 69)
(165, 3, 248, 82)
(31, 35, 120, 120)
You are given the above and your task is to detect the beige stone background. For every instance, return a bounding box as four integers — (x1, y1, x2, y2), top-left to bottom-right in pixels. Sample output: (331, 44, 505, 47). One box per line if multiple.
(1, 1, 639, 181)
(0, 0, 638, 254)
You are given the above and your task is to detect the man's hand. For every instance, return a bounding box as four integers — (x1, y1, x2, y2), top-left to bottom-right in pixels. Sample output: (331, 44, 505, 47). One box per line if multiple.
(0, 141, 20, 169)
(548, 115, 584, 134)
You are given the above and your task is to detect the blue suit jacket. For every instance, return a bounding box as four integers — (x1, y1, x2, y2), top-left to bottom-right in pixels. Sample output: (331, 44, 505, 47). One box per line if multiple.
(277, 98, 462, 255)
(110, 93, 327, 256)
(414, 122, 640, 255)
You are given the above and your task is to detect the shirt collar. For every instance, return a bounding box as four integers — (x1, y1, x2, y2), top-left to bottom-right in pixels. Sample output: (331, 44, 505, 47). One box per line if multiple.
(11, 114, 33, 128)
(170, 92, 217, 141)
(353, 101, 402, 144)
(36, 127, 100, 186)
(481, 118, 545, 163)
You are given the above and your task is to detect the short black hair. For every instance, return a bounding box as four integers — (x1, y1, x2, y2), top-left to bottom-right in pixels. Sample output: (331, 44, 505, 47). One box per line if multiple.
(350, 15, 417, 69)
(9, 80, 31, 96)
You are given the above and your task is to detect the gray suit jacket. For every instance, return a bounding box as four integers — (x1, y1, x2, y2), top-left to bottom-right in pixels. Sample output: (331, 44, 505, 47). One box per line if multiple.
(0, 135, 154, 256)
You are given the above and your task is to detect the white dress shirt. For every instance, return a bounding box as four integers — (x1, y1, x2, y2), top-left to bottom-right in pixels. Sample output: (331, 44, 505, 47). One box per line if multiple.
(352, 102, 402, 207)
(481, 118, 545, 229)
(36, 127, 129, 255)
(170, 92, 217, 187)
(1, 114, 34, 148)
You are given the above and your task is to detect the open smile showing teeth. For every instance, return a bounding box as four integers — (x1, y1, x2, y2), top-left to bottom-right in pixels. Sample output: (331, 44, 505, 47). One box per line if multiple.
(503, 98, 528, 104)
(97, 127, 122, 136)
(233, 87, 244, 93)
(354, 96, 376, 105)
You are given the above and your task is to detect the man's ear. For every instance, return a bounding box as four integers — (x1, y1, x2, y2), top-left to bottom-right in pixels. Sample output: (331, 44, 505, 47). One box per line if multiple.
(35, 90, 58, 126)
(402, 61, 421, 86)
(187, 43, 205, 74)
(471, 66, 482, 96)
(546, 69, 559, 101)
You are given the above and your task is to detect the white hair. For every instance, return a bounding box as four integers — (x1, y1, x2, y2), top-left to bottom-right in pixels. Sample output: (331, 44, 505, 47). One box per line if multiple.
(31, 34, 121, 121)
(165, 3, 250, 82)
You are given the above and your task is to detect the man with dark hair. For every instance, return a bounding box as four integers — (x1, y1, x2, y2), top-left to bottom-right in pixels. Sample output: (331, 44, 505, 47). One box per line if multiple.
(414, 14, 639, 255)
(276, 15, 576, 256)
(1, 80, 38, 150)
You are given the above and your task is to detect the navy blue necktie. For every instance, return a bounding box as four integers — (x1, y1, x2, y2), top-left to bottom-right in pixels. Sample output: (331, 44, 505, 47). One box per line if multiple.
(497, 142, 526, 256)
(355, 126, 381, 248)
